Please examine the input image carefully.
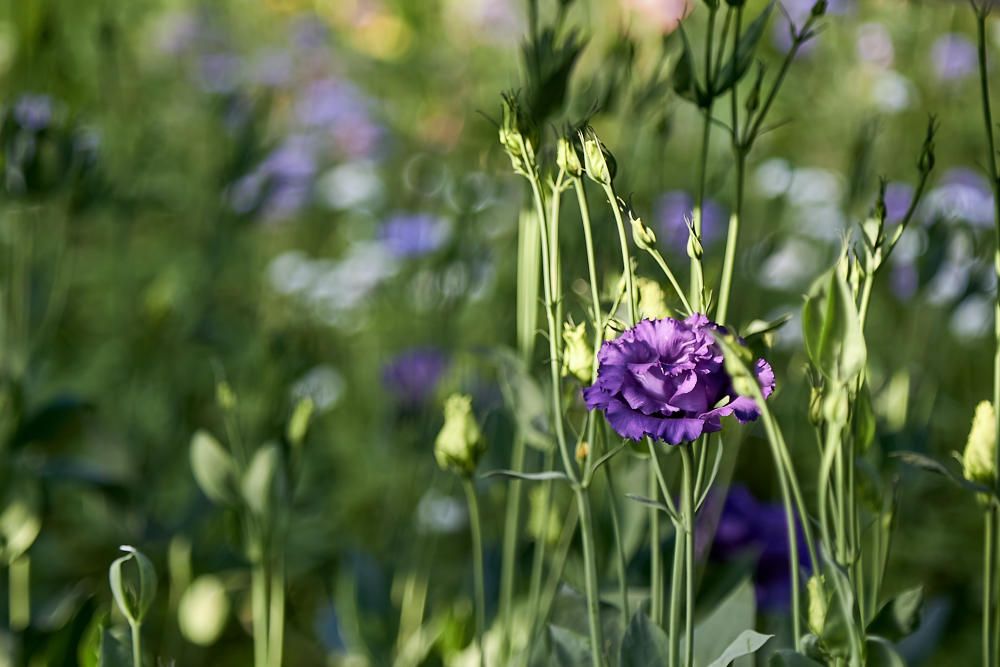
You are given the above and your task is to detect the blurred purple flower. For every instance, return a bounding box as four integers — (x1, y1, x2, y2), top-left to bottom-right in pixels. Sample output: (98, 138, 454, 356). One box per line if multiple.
(198, 53, 243, 94)
(379, 213, 449, 258)
(655, 191, 726, 254)
(382, 348, 449, 406)
(229, 135, 317, 217)
(155, 11, 202, 56)
(583, 315, 774, 444)
(891, 263, 919, 301)
(13, 94, 53, 131)
(931, 34, 977, 82)
(295, 78, 383, 158)
(707, 485, 811, 611)
(883, 182, 913, 225)
(924, 167, 995, 227)
(772, 0, 854, 54)
(252, 50, 294, 88)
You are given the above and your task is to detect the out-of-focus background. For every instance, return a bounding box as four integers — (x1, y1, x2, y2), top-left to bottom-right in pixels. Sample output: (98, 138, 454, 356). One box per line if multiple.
(0, 0, 998, 664)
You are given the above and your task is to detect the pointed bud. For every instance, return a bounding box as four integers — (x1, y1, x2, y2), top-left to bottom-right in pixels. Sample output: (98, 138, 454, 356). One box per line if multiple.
(962, 401, 997, 486)
(580, 128, 615, 186)
(434, 394, 484, 476)
(628, 205, 657, 251)
(557, 136, 583, 177)
(561, 321, 594, 383)
(686, 222, 704, 260)
(811, 0, 827, 17)
(807, 575, 828, 636)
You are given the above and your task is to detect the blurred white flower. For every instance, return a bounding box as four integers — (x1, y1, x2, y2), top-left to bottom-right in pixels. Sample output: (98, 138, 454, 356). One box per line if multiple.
(291, 365, 345, 412)
(754, 158, 794, 199)
(788, 168, 843, 206)
(870, 70, 913, 113)
(856, 22, 894, 68)
(318, 161, 383, 211)
(951, 295, 993, 341)
(759, 239, 825, 290)
(416, 490, 466, 534)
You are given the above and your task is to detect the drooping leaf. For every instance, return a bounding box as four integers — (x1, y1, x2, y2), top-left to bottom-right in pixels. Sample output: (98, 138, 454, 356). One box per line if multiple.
(620, 610, 670, 667)
(714, 1, 775, 97)
(190, 430, 239, 506)
(865, 636, 906, 667)
(868, 586, 923, 641)
(481, 469, 570, 483)
(802, 262, 867, 383)
(672, 27, 704, 106)
(706, 629, 773, 667)
(892, 451, 995, 498)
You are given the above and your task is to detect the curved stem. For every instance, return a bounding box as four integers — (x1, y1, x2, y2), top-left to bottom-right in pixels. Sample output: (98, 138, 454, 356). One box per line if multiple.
(602, 184, 637, 325)
(464, 478, 487, 667)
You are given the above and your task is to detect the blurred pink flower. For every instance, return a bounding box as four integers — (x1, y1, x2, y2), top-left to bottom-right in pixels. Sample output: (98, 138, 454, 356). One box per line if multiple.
(625, 0, 694, 34)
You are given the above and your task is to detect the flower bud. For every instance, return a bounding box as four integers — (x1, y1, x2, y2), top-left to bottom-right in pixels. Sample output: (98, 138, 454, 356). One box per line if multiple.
(434, 394, 484, 476)
(556, 136, 583, 177)
(628, 206, 657, 251)
(811, 0, 827, 17)
(807, 575, 828, 636)
(499, 93, 534, 176)
(576, 441, 590, 463)
(822, 385, 850, 426)
(216, 382, 237, 411)
(962, 401, 997, 486)
(637, 277, 671, 320)
(809, 386, 824, 426)
(580, 129, 615, 186)
(561, 321, 594, 383)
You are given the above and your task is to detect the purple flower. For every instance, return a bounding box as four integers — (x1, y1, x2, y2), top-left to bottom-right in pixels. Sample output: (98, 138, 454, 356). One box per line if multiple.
(772, 0, 854, 54)
(708, 485, 811, 611)
(655, 191, 726, 255)
(382, 348, 449, 406)
(295, 78, 383, 158)
(13, 94, 53, 131)
(379, 213, 449, 258)
(883, 182, 913, 225)
(924, 167, 995, 227)
(931, 34, 977, 82)
(197, 53, 243, 94)
(583, 315, 774, 445)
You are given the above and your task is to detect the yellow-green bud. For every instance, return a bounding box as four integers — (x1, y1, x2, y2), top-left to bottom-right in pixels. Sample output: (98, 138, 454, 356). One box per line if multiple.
(216, 382, 237, 411)
(807, 575, 828, 636)
(580, 130, 612, 186)
(557, 136, 583, 177)
(561, 321, 594, 383)
(637, 277, 671, 320)
(629, 208, 657, 251)
(822, 385, 850, 426)
(686, 225, 703, 260)
(434, 394, 484, 476)
(963, 401, 997, 486)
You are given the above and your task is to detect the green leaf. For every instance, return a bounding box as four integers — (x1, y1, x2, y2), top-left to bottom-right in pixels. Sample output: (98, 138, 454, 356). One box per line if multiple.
(286, 396, 314, 448)
(865, 636, 906, 667)
(706, 630, 773, 667)
(620, 610, 670, 667)
(868, 586, 923, 641)
(625, 493, 678, 522)
(741, 313, 792, 340)
(0, 477, 41, 565)
(481, 469, 570, 482)
(892, 451, 995, 498)
(852, 383, 876, 453)
(548, 625, 591, 667)
(108, 545, 158, 626)
(190, 430, 239, 506)
(694, 578, 756, 667)
(492, 348, 555, 452)
(242, 444, 284, 517)
(673, 27, 704, 106)
(802, 262, 867, 383)
(714, 1, 775, 97)
(769, 650, 824, 666)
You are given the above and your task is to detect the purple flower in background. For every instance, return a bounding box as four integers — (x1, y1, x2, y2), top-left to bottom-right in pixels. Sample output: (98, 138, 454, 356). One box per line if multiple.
(583, 315, 774, 444)
(252, 50, 294, 88)
(931, 34, 977, 82)
(296, 78, 383, 158)
(883, 182, 913, 225)
(379, 213, 449, 258)
(13, 94, 53, 131)
(772, 0, 854, 54)
(382, 348, 449, 406)
(198, 53, 243, 94)
(924, 167, 995, 227)
(292, 15, 330, 52)
(891, 263, 919, 301)
(229, 135, 317, 217)
(655, 191, 726, 254)
(708, 485, 811, 611)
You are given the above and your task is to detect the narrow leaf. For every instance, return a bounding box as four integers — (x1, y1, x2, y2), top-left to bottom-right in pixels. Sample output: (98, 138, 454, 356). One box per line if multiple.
(481, 469, 569, 482)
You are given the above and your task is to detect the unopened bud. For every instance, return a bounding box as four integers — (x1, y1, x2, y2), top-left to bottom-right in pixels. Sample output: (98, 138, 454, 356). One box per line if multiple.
(434, 394, 484, 476)
(576, 441, 590, 463)
(807, 575, 828, 636)
(557, 136, 583, 177)
(561, 321, 594, 383)
(628, 206, 657, 251)
(216, 382, 237, 411)
(962, 401, 997, 486)
(809, 386, 824, 426)
(811, 0, 827, 17)
(580, 129, 615, 186)
(686, 224, 704, 260)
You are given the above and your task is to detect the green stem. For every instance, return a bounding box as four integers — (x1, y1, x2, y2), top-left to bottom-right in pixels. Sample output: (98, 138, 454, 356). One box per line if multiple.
(680, 446, 695, 667)
(691, 107, 713, 313)
(668, 520, 683, 667)
(602, 184, 637, 324)
(268, 549, 286, 667)
(603, 452, 630, 625)
(576, 489, 606, 667)
(131, 622, 142, 667)
(251, 555, 269, 667)
(650, 465, 664, 628)
(464, 478, 487, 667)
(498, 433, 525, 662)
(716, 154, 744, 325)
(526, 448, 556, 651)
(984, 508, 994, 667)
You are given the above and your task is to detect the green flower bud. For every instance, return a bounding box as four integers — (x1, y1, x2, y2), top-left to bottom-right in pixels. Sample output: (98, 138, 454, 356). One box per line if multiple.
(809, 386, 824, 426)
(637, 277, 671, 320)
(499, 93, 534, 176)
(685, 219, 704, 260)
(807, 575, 828, 636)
(962, 401, 997, 486)
(628, 207, 657, 251)
(580, 129, 615, 186)
(434, 394, 484, 476)
(561, 321, 594, 383)
(822, 385, 850, 426)
(556, 136, 583, 177)
(811, 0, 827, 17)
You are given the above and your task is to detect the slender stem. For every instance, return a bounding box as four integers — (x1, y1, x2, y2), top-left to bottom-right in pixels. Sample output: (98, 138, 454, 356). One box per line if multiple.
(535, 501, 580, 636)
(691, 108, 712, 313)
(9, 554, 29, 631)
(650, 464, 664, 628)
(648, 248, 693, 314)
(680, 446, 695, 667)
(498, 432, 525, 662)
(251, 554, 269, 667)
(576, 489, 606, 667)
(464, 479, 487, 667)
(268, 548, 286, 667)
(603, 452, 630, 625)
(669, 521, 683, 667)
(602, 184, 637, 324)
(526, 448, 556, 646)
(131, 622, 142, 667)
(985, 508, 994, 667)
(716, 154, 744, 325)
